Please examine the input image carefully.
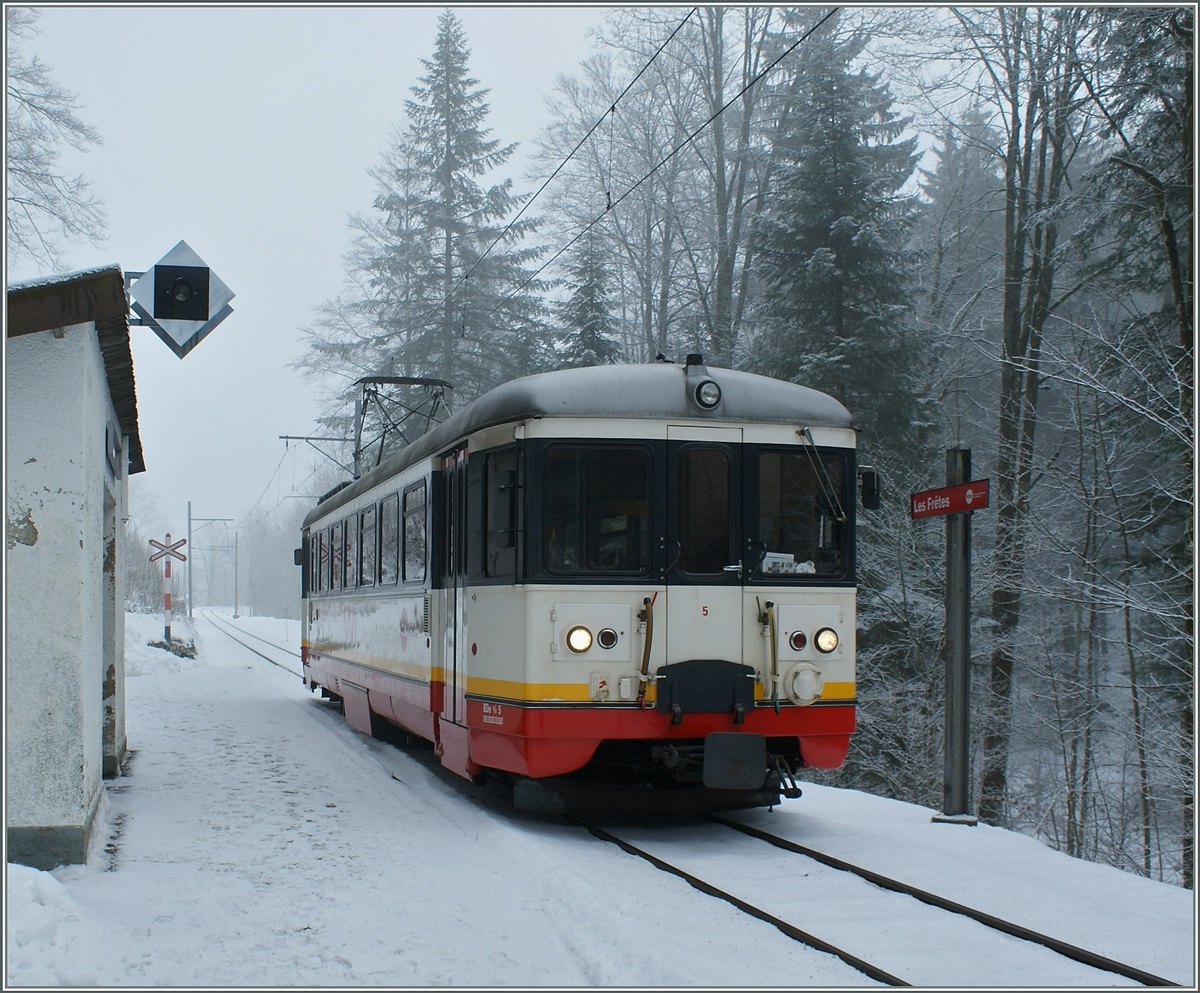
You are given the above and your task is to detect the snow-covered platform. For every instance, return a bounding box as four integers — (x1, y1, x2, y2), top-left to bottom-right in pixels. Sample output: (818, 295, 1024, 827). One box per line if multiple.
(6, 610, 1194, 986)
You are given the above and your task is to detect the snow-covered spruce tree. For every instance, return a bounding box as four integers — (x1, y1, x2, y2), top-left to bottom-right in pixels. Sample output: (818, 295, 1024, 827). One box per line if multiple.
(913, 106, 1006, 345)
(298, 9, 550, 447)
(752, 18, 927, 461)
(6, 7, 106, 271)
(403, 10, 550, 396)
(750, 18, 942, 806)
(557, 230, 620, 367)
(848, 109, 1010, 812)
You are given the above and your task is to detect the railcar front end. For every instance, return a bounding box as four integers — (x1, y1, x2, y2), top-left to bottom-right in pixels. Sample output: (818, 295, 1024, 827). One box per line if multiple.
(299, 360, 871, 808)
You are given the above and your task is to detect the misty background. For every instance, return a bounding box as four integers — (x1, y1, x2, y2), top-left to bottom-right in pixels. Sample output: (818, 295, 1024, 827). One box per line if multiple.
(7, 7, 1192, 889)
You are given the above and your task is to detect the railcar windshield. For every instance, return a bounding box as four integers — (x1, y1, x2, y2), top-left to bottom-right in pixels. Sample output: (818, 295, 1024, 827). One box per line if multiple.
(756, 449, 848, 580)
(545, 445, 652, 575)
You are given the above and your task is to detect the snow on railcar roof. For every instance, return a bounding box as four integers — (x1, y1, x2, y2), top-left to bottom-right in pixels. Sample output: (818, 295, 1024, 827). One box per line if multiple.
(304, 363, 852, 526)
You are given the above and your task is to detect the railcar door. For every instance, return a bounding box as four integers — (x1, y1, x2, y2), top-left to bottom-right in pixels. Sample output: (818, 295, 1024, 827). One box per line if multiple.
(440, 446, 469, 725)
(665, 425, 743, 666)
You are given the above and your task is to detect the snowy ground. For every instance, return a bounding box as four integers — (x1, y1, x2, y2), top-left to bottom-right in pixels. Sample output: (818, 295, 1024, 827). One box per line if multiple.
(6, 610, 1194, 987)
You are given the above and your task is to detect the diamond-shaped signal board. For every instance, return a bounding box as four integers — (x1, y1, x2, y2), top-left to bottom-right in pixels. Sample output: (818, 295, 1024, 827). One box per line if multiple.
(128, 240, 234, 358)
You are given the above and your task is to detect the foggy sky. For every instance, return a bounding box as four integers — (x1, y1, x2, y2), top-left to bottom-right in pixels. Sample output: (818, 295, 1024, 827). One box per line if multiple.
(7, 5, 610, 537)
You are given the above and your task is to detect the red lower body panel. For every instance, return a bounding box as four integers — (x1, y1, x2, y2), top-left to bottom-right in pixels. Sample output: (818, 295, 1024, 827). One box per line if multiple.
(466, 700, 854, 776)
(305, 652, 854, 780)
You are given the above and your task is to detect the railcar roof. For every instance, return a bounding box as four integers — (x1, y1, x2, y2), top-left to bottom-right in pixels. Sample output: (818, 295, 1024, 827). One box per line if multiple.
(304, 363, 853, 527)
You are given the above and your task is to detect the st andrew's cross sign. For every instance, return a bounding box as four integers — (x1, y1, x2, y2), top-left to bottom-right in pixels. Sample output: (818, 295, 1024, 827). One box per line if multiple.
(148, 536, 187, 563)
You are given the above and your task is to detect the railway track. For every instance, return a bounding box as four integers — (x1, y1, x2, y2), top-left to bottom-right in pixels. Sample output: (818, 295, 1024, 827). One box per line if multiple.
(709, 814, 1175, 986)
(200, 609, 303, 676)
(581, 818, 1178, 987)
(581, 821, 907, 985)
(194, 610, 1180, 986)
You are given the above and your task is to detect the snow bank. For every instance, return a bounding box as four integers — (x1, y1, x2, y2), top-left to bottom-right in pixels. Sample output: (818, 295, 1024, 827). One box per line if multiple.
(6, 864, 101, 987)
(123, 611, 201, 676)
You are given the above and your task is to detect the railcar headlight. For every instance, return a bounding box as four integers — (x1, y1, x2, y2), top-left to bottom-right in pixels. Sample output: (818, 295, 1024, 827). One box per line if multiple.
(814, 627, 839, 654)
(694, 379, 722, 409)
(566, 625, 593, 653)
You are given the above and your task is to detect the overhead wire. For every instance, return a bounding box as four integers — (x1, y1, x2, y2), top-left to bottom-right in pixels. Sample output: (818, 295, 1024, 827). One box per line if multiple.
(474, 6, 841, 330)
(238, 448, 289, 528)
(395, 6, 700, 350)
(239, 438, 333, 527)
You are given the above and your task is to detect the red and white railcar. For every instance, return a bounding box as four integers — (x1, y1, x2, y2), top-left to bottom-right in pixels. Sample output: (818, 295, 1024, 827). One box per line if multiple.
(300, 357, 875, 807)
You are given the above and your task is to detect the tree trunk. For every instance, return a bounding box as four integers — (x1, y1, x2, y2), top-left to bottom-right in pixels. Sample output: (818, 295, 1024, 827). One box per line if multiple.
(657, 213, 672, 350)
(979, 8, 1029, 825)
(979, 9, 1081, 826)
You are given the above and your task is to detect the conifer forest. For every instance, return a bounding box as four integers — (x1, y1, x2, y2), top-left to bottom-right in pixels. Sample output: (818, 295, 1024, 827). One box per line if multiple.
(295, 8, 1194, 887)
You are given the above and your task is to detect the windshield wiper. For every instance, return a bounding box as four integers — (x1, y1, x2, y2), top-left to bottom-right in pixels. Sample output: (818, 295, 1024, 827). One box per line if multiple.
(797, 428, 846, 523)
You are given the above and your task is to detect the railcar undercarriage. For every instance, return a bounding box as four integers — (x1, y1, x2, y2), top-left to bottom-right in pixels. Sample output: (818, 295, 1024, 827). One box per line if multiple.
(502, 735, 804, 815)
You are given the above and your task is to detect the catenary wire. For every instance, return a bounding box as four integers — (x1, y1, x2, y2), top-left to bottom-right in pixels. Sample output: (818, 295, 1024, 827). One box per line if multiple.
(384, 7, 699, 353)
(474, 6, 840, 331)
(459, 7, 698, 283)
(237, 448, 289, 528)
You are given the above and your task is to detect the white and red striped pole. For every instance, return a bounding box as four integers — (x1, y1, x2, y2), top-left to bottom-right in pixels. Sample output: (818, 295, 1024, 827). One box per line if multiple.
(149, 533, 187, 645)
(163, 532, 173, 643)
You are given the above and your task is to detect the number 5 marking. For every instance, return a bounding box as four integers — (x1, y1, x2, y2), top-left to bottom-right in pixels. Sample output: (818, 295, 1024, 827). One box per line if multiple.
(702, 605, 709, 616)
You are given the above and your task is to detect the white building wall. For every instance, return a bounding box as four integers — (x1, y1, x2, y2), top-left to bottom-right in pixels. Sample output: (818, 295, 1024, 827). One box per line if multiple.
(104, 437, 128, 777)
(6, 322, 119, 864)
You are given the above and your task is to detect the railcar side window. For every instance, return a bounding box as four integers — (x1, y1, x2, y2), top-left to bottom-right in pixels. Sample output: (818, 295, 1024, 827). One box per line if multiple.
(318, 528, 330, 592)
(344, 515, 357, 589)
(331, 522, 343, 589)
(678, 447, 731, 574)
(545, 445, 651, 574)
(757, 450, 847, 578)
(403, 481, 427, 583)
(360, 505, 376, 587)
(380, 494, 400, 585)
(485, 448, 517, 577)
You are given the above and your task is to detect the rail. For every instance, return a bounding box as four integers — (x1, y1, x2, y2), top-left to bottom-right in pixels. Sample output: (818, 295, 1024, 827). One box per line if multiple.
(200, 609, 303, 676)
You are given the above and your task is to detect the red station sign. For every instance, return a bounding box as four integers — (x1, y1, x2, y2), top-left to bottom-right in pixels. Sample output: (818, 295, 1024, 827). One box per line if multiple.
(910, 478, 990, 519)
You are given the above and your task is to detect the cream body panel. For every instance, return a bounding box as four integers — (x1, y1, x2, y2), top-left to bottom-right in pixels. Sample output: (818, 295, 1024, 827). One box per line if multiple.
(519, 417, 855, 450)
(746, 424, 856, 448)
(468, 423, 519, 452)
(523, 586, 665, 700)
(665, 585, 743, 665)
(309, 592, 431, 679)
(742, 588, 857, 689)
(463, 586, 526, 686)
(666, 424, 743, 443)
(523, 417, 666, 441)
